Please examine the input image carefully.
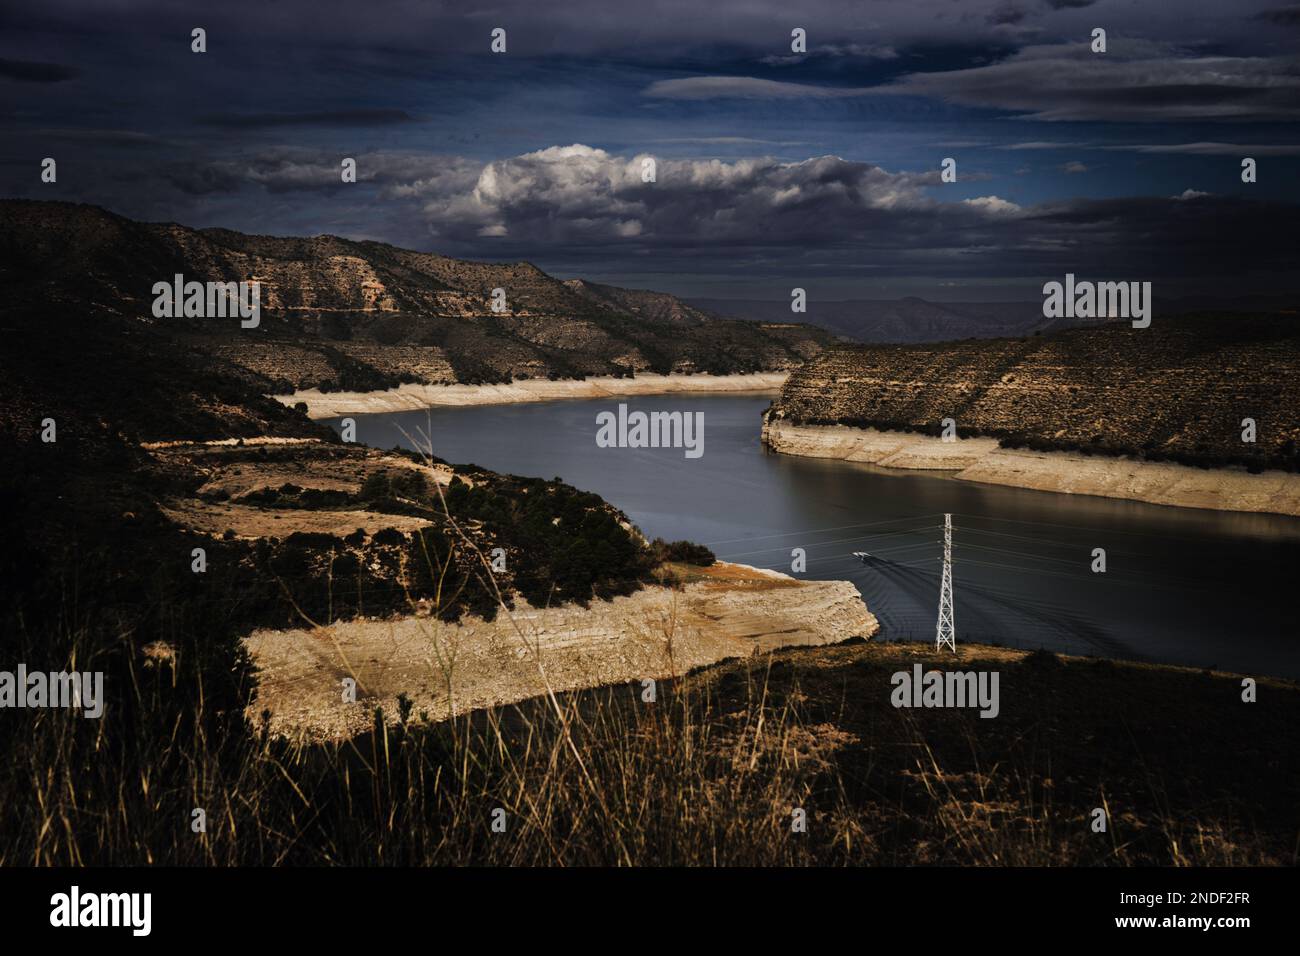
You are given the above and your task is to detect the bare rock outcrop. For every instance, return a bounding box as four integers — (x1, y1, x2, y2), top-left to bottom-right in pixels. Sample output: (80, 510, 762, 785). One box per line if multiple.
(246, 562, 879, 739)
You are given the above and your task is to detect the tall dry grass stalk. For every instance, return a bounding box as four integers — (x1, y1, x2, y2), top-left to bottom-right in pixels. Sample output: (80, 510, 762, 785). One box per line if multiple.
(1, 418, 1287, 867)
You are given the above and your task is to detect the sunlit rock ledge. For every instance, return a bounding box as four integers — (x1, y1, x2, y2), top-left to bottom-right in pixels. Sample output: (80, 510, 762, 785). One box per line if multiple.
(274, 372, 789, 419)
(245, 561, 878, 740)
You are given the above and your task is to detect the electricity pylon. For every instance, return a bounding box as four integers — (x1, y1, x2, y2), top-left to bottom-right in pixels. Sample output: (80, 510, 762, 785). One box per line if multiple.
(935, 513, 956, 652)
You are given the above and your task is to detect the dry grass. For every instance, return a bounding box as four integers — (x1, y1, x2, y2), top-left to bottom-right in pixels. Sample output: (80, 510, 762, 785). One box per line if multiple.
(4, 621, 1295, 866)
(3, 437, 1294, 867)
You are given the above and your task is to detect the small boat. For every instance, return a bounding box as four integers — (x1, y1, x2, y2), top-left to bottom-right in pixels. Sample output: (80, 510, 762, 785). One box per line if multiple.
(851, 551, 875, 564)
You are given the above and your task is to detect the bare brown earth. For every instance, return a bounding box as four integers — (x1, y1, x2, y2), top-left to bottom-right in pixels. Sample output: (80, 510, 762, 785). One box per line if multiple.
(147, 438, 457, 539)
(160, 499, 433, 539)
(763, 420, 1300, 517)
(274, 371, 787, 418)
(245, 561, 879, 740)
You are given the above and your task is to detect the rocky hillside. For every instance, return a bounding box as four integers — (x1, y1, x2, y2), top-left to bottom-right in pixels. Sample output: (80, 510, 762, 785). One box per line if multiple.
(0, 200, 832, 391)
(768, 314, 1300, 472)
(0, 200, 726, 669)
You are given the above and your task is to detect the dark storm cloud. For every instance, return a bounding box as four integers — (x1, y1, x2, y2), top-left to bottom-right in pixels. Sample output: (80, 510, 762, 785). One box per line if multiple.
(4, 0, 1297, 296)
(30, 128, 164, 147)
(161, 149, 478, 196)
(352, 145, 1294, 283)
(5, 0, 1282, 60)
(197, 109, 419, 129)
(642, 40, 1300, 123)
(163, 163, 245, 196)
(1019, 193, 1295, 278)
(1105, 142, 1300, 155)
(1254, 5, 1300, 24)
(645, 77, 874, 100)
(63, 142, 1295, 285)
(878, 43, 1300, 122)
(759, 44, 900, 68)
(0, 57, 78, 82)
(988, 5, 1029, 27)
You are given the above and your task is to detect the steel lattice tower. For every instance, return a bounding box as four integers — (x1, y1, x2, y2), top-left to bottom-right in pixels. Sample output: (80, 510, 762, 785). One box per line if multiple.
(935, 513, 956, 652)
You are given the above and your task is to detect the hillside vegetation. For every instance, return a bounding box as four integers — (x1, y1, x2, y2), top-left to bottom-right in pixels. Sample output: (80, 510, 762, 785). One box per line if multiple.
(0, 200, 831, 390)
(4, 637, 1295, 865)
(0, 202, 706, 769)
(769, 314, 1300, 472)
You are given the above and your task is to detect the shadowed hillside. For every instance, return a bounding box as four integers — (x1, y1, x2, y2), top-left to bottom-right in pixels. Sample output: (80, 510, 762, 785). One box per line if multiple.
(0, 201, 715, 732)
(768, 314, 1300, 472)
(5, 638, 1296, 865)
(0, 200, 832, 391)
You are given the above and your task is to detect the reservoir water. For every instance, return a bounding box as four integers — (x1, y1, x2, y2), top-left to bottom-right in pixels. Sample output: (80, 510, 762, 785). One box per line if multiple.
(328, 393, 1300, 679)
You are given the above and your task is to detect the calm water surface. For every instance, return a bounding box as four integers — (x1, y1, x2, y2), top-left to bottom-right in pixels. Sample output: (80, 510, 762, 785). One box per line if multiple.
(328, 393, 1300, 678)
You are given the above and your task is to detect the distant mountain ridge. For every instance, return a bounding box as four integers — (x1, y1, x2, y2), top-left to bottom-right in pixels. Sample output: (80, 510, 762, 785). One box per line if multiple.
(692, 294, 1300, 344)
(0, 200, 833, 393)
(690, 296, 1053, 343)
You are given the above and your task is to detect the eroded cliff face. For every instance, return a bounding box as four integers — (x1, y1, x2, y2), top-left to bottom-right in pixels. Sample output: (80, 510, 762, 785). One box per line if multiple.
(0, 200, 833, 393)
(768, 314, 1300, 474)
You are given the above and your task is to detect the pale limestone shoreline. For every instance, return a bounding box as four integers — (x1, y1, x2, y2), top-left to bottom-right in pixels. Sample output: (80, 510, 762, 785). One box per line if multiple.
(275, 372, 788, 419)
(762, 419, 1300, 519)
(245, 560, 878, 740)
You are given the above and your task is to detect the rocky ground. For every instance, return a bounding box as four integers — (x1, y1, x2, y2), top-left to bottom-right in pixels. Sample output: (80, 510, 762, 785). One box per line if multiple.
(247, 561, 878, 739)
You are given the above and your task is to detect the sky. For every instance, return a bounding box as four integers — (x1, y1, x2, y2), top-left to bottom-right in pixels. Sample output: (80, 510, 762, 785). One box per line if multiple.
(2, 0, 1298, 300)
